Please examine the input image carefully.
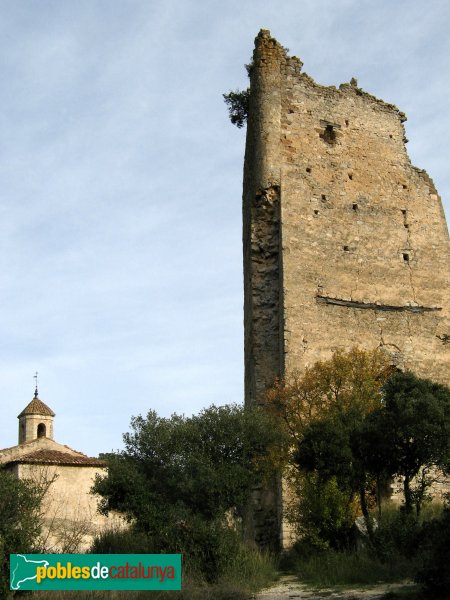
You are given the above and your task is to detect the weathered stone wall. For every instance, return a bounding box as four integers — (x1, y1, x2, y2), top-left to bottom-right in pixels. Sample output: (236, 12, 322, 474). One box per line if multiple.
(19, 414, 54, 443)
(243, 34, 285, 409)
(10, 462, 124, 552)
(243, 29, 450, 548)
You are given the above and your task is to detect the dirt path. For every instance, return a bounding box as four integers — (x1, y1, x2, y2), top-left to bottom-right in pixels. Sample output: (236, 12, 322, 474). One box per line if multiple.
(255, 575, 415, 599)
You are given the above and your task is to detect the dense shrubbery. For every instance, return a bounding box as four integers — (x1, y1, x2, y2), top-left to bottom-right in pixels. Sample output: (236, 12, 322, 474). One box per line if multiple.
(371, 507, 425, 562)
(287, 473, 358, 551)
(92, 525, 277, 597)
(285, 502, 450, 598)
(98, 518, 246, 583)
(286, 547, 413, 587)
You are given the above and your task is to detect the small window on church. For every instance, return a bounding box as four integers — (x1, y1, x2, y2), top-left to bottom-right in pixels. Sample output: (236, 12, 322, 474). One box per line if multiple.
(37, 423, 46, 438)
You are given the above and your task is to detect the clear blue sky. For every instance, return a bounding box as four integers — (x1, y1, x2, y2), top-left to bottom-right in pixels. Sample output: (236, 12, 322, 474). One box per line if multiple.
(1, 0, 449, 456)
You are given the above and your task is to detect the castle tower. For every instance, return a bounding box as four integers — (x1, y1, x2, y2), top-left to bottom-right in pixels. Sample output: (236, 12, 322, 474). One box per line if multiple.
(18, 387, 55, 444)
(243, 30, 450, 547)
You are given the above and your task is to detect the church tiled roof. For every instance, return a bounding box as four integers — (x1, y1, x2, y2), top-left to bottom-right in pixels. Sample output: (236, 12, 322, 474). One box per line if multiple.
(18, 397, 55, 418)
(7, 449, 105, 467)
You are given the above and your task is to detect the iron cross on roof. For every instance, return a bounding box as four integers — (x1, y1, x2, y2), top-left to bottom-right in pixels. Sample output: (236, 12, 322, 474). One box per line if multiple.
(34, 371, 39, 398)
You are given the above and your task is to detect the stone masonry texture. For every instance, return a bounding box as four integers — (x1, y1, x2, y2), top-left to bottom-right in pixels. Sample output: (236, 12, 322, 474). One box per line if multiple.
(242, 30, 450, 548)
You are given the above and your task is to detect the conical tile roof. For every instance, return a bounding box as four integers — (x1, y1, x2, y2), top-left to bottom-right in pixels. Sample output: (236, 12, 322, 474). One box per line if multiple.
(18, 397, 55, 418)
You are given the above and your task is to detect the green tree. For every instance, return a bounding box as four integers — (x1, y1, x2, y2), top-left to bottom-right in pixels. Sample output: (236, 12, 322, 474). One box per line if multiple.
(95, 404, 281, 524)
(362, 372, 450, 515)
(295, 412, 377, 544)
(294, 418, 365, 548)
(223, 89, 250, 128)
(223, 62, 252, 128)
(0, 468, 42, 598)
(268, 348, 393, 548)
(295, 419, 354, 487)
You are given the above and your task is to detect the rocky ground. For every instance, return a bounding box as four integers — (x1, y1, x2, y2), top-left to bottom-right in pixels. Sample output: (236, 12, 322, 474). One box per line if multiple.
(254, 575, 415, 600)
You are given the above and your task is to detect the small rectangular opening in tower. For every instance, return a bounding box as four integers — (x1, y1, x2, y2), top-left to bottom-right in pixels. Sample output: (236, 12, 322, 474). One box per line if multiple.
(319, 120, 340, 144)
(343, 245, 350, 252)
(352, 203, 358, 211)
(323, 124, 336, 142)
(403, 253, 410, 262)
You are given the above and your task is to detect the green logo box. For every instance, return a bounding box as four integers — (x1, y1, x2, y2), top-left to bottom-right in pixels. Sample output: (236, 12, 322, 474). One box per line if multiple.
(10, 553, 182, 591)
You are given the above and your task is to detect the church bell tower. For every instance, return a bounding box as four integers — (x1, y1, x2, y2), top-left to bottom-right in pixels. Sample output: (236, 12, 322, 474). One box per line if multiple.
(17, 381, 55, 444)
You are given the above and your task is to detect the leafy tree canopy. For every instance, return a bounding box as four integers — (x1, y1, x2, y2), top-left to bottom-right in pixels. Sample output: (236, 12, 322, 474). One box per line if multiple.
(94, 404, 283, 534)
(295, 418, 355, 489)
(267, 347, 393, 446)
(361, 372, 450, 514)
(223, 61, 252, 128)
(288, 365, 450, 533)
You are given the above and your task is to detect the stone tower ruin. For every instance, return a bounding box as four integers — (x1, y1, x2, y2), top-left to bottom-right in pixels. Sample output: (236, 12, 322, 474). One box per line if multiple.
(243, 30, 450, 548)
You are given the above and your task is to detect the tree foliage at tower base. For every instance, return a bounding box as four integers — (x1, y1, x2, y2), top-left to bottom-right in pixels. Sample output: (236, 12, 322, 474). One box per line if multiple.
(268, 348, 392, 549)
(93, 404, 284, 582)
(268, 348, 450, 551)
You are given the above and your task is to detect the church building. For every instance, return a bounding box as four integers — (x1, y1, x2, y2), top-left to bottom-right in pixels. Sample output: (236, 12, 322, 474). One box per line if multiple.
(0, 386, 122, 552)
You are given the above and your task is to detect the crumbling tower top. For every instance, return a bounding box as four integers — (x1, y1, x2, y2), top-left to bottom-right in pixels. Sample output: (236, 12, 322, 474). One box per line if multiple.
(244, 28, 449, 407)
